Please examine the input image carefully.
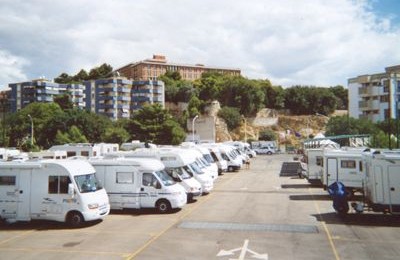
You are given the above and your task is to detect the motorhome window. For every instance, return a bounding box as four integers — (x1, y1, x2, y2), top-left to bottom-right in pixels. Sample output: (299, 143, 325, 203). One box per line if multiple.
(204, 154, 215, 163)
(81, 151, 89, 157)
(117, 172, 134, 184)
(67, 151, 76, 157)
(210, 152, 218, 162)
(142, 172, 159, 188)
(74, 173, 102, 193)
(155, 170, 175, 186)
(189, 163, 204, 174)
(0, 176, 16, 185)
(316, 156, 323, 166)
(48, 176, 71, 194)
(221, 153, 229, 161)
(160, 156, 176, 161)
(341, 160, 356, 169)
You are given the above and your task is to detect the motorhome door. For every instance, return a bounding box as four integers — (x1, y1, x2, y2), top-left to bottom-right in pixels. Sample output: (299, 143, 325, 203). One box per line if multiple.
(326, 158, 338, 187)
(16, 169, 31, 221)
(140, 172, 159, 208)
(388, 166, 400, 211)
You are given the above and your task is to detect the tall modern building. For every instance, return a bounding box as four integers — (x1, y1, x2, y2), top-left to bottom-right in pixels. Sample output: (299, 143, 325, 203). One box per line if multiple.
(8, 78, 86, 112)
(6, 77, 164, 121)
(348, 65, 400, 123)
(83, 77, 164, 120)
(116, 54, 241, 81)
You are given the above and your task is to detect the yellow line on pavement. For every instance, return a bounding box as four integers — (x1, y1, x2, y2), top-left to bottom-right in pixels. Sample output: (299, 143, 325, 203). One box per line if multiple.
(125, 171, 240, 260)
(0, 230, 35, 246)
(309, 188, 340, 260)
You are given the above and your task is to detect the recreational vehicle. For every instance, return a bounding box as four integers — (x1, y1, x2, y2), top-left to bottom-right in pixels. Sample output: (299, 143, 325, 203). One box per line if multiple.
(351, 150, 400, 214)
(304, 148, 324, 185)
(323, 147, 365, 196)
(0, 159, 110, 226)
(88, 157, 187, 213)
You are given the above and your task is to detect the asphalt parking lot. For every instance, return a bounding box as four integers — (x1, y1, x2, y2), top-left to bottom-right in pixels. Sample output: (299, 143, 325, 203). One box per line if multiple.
(1, 154, 400, 260)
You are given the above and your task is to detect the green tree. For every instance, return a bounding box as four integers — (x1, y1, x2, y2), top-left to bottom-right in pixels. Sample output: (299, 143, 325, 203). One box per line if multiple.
(102, 127, 130, 144)
(127, 104, 186, 145)
(259, 129, 277, 141)
(330, 85, 348, 110)
(194, 72, 223, 101)
(88, 63, 113, 80)
(54, 94, 73, 110)
(7, 103, 64, 150)
(217, 106, 241, 130)
(73, 69, 89, 82)
(54, 73, 73, 84)
(54, 125, 88, 144)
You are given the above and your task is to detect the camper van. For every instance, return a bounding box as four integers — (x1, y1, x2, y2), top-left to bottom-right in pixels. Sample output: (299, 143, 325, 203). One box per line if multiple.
(200, 144, 228, 174)
(351, 150, 400, 214)
(323, 147, 365, 196)
(106, 148, 207, 198)
(218, 144, 243, 172)
(0, 159, 110, 226)
(304, 148, 324, 185)
(89, 157, 187, 213)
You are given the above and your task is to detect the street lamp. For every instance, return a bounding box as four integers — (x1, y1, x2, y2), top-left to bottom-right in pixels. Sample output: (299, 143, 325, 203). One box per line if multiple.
(192, 115, 199, 143)
(27, 114, 34, 146)
(241, 115, 247, 142)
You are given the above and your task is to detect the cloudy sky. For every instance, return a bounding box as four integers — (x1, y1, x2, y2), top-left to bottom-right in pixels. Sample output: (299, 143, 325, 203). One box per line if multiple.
(1, 0, 400, 90)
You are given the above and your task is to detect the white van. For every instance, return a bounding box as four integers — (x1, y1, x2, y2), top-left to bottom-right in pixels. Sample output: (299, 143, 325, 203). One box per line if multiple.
(181, 144, 219, 178)
(108, 148, 207, 198)
(218, 144, 243, 172)
(200, 144, 228, 174)
(0, 159, 110, 226)
(180, 147, 218, 180)
(323, 147, 365, 196)
(89, 157, 187, 213)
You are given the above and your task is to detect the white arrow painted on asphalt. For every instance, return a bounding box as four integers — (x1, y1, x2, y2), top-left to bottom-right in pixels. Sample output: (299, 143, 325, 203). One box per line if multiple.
(217, 239, 268, 260)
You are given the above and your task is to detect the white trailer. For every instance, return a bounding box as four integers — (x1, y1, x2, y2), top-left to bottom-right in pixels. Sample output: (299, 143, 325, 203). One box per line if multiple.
(323, 147, 365, 196)
(89, 157, 187, 213)
(304, 148, 324, 185)
(0, 159, 110, 226)
(352, 150, 400, 214)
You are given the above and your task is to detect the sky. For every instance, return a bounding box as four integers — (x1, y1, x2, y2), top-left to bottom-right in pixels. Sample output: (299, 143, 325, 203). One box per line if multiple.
(1, 0, 400, 90)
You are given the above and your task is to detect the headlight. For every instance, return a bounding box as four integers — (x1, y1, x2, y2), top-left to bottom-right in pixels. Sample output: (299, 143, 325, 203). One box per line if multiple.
(88, 203, 99, 209)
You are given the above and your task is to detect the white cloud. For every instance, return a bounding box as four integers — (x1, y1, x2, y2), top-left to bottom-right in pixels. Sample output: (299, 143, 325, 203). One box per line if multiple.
(0, 0, 400, 89)
(0, 50, 29, 90)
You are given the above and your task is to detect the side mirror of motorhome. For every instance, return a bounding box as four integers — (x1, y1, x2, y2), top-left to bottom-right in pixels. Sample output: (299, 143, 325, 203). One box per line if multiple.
(68, 183, 75, 197)
(156, 182, 162, 189)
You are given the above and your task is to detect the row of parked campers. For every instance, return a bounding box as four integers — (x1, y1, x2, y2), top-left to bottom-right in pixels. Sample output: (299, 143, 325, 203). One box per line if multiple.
(303, 147, 400, 214)
(0, 143, 252, 226)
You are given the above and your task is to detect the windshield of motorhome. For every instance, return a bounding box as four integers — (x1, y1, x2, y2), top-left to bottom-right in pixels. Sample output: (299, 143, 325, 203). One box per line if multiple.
(155, 170, 175, 186)
(75, 173, 103, 193)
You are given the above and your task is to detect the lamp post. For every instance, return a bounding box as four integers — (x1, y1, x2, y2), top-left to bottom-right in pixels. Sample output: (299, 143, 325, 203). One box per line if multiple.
(241, 115, 247, 142)
(27, 114, 34, 146)
(192, 115, 199, 143)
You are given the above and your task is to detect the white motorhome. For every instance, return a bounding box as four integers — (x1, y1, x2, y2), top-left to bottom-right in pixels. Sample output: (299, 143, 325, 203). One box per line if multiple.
(107, 148, 207, 198)
(49, 143, 118, 158)
(351, 150, 400, 214)
(181, 143, 220, 177)
(200, 143, 228, 174)
(29, 150, 67, 160)
(180, 146, 218, 180)
(88, 157, 187, 213)
(0, 159, 110, 226)
(304, 148, 324, 185)
(323, 147, 366, 196)
(217, 144, 243, 172)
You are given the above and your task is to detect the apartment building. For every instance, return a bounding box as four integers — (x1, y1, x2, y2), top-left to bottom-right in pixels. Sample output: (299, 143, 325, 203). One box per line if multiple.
(8, 78, 86, 112)
(5, 77, 164, 121)
(348, 65, 400, 123)
(116, 54, 241, 81)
